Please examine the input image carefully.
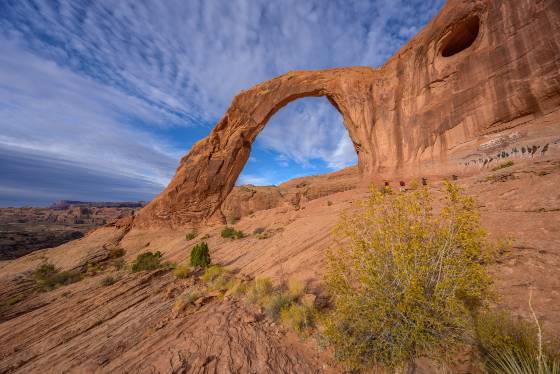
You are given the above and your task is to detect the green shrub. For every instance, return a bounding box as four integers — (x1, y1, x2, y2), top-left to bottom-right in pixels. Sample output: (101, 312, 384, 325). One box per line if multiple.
(492, 160, 514, 171)
(280, 303, 314, 336)
(323, 182, 493, 371)
(33, 262, 82, 291)
(174, 264, 191, 279)
(33, 263, 57, 281)
(190, 242, 211, 268)
(475, 310, 560, 373)
(263, 292, 292, 321)
(221, 226, 245, 239)
(100, 276, 116, 287)
(131, 251, 163, 272)
(185, 230, 198, 241)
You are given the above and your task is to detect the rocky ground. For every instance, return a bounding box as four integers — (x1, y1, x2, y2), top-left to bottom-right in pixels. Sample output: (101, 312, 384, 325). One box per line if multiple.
(0, 154, 559, 373)
(0, 204, 141, 260)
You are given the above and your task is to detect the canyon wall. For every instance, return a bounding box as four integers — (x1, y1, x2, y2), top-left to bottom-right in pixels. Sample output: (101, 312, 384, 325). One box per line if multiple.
(136, 0, 560, 228)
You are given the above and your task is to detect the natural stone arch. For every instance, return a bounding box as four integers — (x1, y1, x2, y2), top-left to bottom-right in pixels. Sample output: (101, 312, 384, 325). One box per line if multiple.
(135, 0, 560, 229)
(135, 67, 380, 228)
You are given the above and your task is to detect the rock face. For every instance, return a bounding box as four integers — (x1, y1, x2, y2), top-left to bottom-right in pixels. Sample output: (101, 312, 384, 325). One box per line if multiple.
(136, 0, 560, 228)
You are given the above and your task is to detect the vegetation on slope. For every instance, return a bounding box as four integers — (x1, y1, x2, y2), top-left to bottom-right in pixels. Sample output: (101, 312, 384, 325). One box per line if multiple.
(323, 182, 493, 370)
(190, 242, 211, 268)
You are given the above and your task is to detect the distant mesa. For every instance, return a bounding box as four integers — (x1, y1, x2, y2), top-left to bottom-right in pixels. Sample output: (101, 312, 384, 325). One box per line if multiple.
(49, 200, 146, 210)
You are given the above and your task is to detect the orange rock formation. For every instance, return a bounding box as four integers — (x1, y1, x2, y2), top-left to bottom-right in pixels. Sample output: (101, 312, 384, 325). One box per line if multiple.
(136, 0, 560, 229)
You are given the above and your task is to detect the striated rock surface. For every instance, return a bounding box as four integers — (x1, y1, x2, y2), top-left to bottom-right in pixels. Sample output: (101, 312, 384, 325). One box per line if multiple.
(1, 154, 560, 373)
(136, 0, 560, 228)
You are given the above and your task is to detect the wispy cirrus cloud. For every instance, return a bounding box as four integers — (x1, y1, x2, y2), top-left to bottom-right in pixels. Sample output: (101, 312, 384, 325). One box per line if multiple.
(0, 0, 444, 205)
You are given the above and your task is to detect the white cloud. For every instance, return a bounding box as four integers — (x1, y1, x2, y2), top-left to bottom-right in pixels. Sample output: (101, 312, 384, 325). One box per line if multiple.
(237, 174, 276, 186)
(0, 40, 181, 191)
(257, 98, 358, 170)
(0, 0, 445, 202)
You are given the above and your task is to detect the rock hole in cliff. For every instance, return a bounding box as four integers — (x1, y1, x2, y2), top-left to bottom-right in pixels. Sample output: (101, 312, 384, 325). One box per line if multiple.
(236, 97, 357, 186)
(441, 15, 480, 57)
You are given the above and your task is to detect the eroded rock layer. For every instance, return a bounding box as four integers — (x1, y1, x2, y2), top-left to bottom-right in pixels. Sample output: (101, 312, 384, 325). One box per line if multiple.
(136, 0, 560, 228)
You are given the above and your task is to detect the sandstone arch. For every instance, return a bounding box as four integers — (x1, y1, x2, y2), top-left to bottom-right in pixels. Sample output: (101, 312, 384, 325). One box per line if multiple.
(135, 67, 380, 228)
(136, 0, 560, 229)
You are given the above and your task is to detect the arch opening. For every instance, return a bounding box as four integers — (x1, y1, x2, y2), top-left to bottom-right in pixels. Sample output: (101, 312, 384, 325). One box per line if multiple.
(237, 97, 358, 187)
(441, 15, 480, 57)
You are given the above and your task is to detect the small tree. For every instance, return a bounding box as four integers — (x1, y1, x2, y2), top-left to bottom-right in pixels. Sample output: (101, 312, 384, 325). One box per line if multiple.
(221, 226, 245, 239)
(131, 251, 162, 272)
(190, 242, 211, 268)
(323, 182, 492, 371)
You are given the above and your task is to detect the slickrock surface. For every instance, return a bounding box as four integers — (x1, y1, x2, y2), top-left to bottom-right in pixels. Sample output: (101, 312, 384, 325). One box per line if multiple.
(0, 269, 330, 374)
(1, 154, 559, 373)
(136, 0, 560, 228)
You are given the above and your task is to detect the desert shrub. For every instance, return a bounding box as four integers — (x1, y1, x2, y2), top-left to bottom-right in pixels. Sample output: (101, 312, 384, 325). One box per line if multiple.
(131, 251, 162, 272)
(475, 310, 560, 374)
(229, 280, 249, 298)
(253, 227, 276, 239)
(492, 160, 514, 171)
(173, 289, 201, 314)
(33, 262, 82, 291)
(190, 242, 211, 268)
(201, 265, 224, 283)
(229, 217, 239, 225)
(111, 258, 125, 270)
(185, 230, 198, 241)
(86, 262, 102, 276)
(109, 247, 125, 258)
(201, 265, 235, 291)
(253, 227, 266, 235)
(33, 263, 57, 282)
(287, 278, 306, 300)
(323, 182, 492, 371)
(221, 226, 245, 239)
(327, 200, 333, 206)
(280, 303, 314, 336)
(245, 277, 274, 304)
(100, 276, 116, 287)
(6, 293, 27, 305)
(174, 264, 191, 279)
(263, 292, 292, 321)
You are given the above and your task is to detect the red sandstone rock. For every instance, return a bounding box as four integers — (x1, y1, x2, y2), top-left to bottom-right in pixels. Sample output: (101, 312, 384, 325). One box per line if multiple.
(136, 0, 560, 229)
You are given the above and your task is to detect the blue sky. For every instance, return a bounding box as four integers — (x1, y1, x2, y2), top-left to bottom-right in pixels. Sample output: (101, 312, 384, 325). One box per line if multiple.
(0, 0, 444, 206)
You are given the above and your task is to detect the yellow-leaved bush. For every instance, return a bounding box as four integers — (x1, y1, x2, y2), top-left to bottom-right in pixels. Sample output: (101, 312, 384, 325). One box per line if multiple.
(322, 182, 493, 370)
